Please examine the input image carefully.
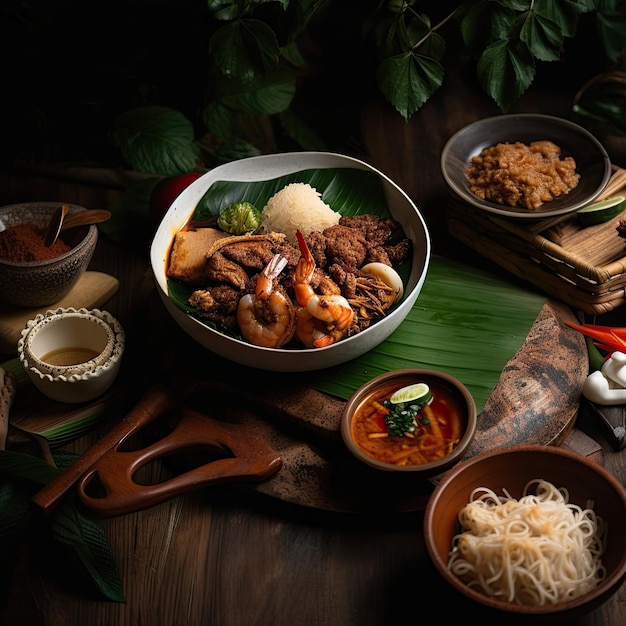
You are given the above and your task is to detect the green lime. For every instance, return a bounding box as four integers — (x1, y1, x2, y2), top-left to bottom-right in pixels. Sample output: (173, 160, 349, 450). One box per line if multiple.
(389, 382, 432, 405)
(576, 196, 626, 226)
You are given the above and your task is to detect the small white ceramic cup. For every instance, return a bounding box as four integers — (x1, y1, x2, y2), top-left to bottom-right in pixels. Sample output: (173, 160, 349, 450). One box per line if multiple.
(18, 307, 125, 403)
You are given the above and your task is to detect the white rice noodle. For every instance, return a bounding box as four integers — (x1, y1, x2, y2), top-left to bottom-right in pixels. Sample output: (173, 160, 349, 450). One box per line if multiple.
(447, 479, 607, 606)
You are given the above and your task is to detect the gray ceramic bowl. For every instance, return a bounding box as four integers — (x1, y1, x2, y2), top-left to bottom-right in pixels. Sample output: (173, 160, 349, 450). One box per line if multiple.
(0, 202, 98, 307)
(424, 444, 626, 622)
(150, 152, 431, 372)
(340, 368, 477, 477)
(441, 113, 612, 219)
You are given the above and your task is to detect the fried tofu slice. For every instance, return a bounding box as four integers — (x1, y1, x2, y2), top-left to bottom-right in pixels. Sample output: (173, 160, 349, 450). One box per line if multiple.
(167, 228, 230, 284)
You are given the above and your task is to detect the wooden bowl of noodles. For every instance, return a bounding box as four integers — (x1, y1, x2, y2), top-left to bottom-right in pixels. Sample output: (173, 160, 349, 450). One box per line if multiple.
(424, 444, 626, 623)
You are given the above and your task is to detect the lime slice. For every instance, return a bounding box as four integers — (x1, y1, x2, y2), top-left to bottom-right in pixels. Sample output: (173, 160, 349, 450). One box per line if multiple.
(576, 196, 626, 226)
(390, 383, 432, 405)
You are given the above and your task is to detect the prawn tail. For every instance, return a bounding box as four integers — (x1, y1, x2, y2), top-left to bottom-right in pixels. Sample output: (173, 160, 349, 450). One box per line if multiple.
(313, 335, 336, 348)
(294, 230, 316, 285)
(331, 302, 356, 331)
(256, 253, 289, 298)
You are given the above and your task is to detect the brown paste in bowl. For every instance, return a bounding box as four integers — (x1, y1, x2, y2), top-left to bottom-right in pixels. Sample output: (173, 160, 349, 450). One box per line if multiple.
(465, 140, 580, 210)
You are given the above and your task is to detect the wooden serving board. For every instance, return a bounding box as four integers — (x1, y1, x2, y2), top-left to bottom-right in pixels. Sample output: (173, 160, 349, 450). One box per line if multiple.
(0, 271, 119, 353)
(107, 294, 589, 515)
(8, 277, 593, 516)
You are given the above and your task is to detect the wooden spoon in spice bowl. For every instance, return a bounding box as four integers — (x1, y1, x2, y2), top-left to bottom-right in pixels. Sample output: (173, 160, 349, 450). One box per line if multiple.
(44, 206, 111, 247)
(43, 204, 70, 247)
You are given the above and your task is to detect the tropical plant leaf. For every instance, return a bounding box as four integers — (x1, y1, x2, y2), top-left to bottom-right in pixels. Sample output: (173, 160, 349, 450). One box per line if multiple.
(215, 68, 296, 115)
(596, 9, 626, 63)
(0, 450, 125, 602)
(51, 500, 125, 602)
(308, 256, 547, 413)
(376, 52, 444, 121)
(520, 11, 564, 61)
(210, 19, 280, 80)
(476, 38, 535, 112)
(0, 449, 61, 486)
(534, 0, 580, 38)
(111, 106, 202, 176)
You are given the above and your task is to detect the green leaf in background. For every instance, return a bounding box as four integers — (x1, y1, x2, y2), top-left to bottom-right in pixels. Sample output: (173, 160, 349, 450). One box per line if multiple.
(520, 11, 563, 62)
(111, 106, 202, 176)
(377, 52, 444, 121)
(308, 256, 548, 413)
(477, 38, 535, 112)
(51, 500, 125, 602)
(210, 19, 280, 81)
(596, 8, 626, 64)
(0, 450, 125, 602)
(214, 68, 296, 116)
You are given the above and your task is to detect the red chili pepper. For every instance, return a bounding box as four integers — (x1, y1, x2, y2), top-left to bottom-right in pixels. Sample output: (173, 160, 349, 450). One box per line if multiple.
(564, 320, 626, 354)
(374, 412, 386, 432)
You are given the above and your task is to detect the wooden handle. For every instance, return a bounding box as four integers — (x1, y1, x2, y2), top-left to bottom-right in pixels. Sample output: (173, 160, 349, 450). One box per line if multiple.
(76, 406, 283, 517)
(31, 385, 177, 516)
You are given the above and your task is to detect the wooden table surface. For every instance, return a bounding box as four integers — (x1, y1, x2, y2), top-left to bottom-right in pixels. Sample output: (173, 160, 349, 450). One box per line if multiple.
(3, 69, 626, 626)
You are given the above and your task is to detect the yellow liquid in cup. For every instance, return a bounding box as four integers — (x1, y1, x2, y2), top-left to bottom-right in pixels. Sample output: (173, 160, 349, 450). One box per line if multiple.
(41, 347, 101, 367)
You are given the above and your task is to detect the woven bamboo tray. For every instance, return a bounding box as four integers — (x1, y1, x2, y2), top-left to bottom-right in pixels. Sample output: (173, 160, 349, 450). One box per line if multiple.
(446, 166, 626, 315)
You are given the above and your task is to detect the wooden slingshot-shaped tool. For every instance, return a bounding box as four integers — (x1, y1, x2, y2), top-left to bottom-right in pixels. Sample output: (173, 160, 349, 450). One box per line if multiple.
(32, 385, 283, 517)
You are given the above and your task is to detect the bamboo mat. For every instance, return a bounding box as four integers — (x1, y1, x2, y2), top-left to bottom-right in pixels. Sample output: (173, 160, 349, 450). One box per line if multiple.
(447, 166, 626, 315)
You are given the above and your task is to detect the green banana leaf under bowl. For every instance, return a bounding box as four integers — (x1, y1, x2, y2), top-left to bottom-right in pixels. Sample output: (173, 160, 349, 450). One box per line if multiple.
(150, 152, 431, 372)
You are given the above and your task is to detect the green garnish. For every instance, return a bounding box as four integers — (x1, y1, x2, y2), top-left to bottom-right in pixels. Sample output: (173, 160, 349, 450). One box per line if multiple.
(383, 399, 421, 437)
(217, 201, 261, 235)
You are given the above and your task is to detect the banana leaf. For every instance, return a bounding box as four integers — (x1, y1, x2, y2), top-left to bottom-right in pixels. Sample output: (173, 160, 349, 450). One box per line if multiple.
(192, 168, 388, 220)
(179, 166, 548, 412)
(308, 256, 548, 413)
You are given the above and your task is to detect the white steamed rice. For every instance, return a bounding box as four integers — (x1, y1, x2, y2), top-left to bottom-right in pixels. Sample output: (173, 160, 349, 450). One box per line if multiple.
(258, 183, 340, 243)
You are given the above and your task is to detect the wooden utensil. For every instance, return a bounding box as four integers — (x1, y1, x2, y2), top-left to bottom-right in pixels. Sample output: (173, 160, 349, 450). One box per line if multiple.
(43, 204, 70, 247)
(30, 383, 283, 517)
(31, 385, 177, 515)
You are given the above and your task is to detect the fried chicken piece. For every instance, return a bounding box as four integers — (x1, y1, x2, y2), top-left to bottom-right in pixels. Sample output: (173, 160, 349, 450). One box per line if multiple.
(205, 252, 250, 289)
(303, 231, 327, 268)
(220, 238, 290, 270)
(338, 214, 397, 246)
(384, 239, 412, 265)
(366, 246, 392, 265)
(189, 284, 243, 330)
(321, 224, 369, 272)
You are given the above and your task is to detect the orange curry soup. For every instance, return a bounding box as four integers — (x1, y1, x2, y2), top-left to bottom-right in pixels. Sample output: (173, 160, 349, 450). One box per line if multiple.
(350, 378, 467, 466)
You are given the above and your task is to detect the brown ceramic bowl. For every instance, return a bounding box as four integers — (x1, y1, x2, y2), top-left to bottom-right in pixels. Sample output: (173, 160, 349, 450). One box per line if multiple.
(0, 202, 98, 307)
(424, 444, 626, 623)
(340, 368, 477, 477)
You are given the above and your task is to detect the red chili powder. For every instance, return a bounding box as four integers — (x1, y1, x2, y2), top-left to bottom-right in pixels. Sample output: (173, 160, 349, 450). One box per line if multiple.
(0, 222, 72, 262)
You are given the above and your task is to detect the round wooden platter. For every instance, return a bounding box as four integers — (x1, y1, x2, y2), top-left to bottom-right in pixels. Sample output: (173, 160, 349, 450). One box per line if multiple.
(149, 298, 587, 515)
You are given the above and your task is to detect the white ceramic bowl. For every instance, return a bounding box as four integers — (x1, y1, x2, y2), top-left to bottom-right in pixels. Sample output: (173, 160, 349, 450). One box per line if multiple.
(150, 152, 431, 371)
(18, 307, 125, 403)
